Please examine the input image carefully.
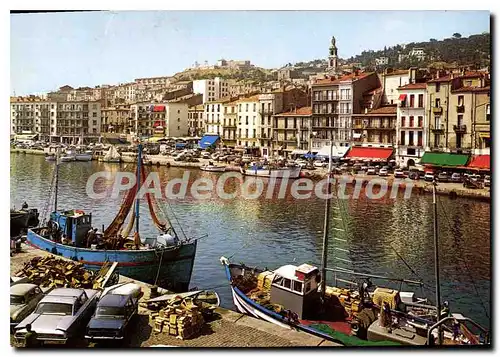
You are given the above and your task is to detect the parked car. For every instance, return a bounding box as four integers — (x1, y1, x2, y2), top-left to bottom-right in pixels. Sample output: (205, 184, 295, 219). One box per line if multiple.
(437, 172, 450, 183)
(424, 172, 435, 182)
(361, 165, 368, 172)
(313, 160, 328, 168)
(85, 283, 142, 341)
(10, 284, 48, 332)
(366, 168, 377, 175)
(201, 152, 211, 159)
(394, 169, 406, 178)
(484, 175, 491, 187)
(408, 171, 420, 180)
(450, 173, 463, 183)
(173, 153, 185, 161)
(378, 167, 389, 177)
(14, 288, 99, 345)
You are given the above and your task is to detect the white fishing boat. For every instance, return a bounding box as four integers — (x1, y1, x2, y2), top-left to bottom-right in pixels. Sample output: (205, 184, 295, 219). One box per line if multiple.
(60, 149, 76, 162)
(75, 150, 93, 162)
(100, 146, 121, 163)
(201, 163, 226, 172)
(240, 163, 301, 178)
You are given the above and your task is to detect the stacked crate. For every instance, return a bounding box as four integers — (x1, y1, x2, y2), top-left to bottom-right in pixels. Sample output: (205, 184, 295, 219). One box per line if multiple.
(150, 297, 205, 340)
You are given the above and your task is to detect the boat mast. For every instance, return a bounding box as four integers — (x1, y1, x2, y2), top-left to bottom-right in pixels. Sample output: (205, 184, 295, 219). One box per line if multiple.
(54, 148, 60, 212)
(135, 143, 143, 234)
(320, 141, 334, 300)
(432, 179, 442, 345)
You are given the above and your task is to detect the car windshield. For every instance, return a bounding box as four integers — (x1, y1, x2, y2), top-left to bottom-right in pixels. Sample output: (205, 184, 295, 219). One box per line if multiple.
(96, 306, 125, 318)
(10, 295, 25, 305)
(35, 302, 73, 315)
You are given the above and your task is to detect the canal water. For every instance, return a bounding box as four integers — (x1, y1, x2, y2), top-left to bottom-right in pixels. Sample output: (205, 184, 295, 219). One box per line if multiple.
(10, 153, 491, 329)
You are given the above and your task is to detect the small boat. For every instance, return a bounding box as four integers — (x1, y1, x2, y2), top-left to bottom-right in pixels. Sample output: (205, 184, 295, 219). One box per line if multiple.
(60, 149, 76, 162)
(45, 154, 56, 162)
(11, 210, 29, 236)
(201, 163, 226, 172)
(27, 144, 199, 292)
(100, 146, 121, 163)
(240, 163, 301, 179)
(75, 150, 93, 162)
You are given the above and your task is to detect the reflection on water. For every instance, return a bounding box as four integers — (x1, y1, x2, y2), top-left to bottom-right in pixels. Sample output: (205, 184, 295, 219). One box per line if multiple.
(10, 153, 491, 329)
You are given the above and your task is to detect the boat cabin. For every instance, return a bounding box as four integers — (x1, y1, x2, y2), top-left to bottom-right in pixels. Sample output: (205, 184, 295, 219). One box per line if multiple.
(270, 264, 321, 319)
(49, 210, 92, 247)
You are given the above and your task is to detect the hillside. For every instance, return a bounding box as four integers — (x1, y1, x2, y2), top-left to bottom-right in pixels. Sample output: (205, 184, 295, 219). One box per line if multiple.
(345, 33, 490, 69)
(172, 66, 274, 83)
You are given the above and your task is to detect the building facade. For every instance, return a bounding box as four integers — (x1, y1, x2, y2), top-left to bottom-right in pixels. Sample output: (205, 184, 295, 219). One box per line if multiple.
(352, 105, 397, 148)
(101, 105, 131, 134)
(396, 83, 427, 167)
(221, 98, 239, 148)
(193, 77, 229, 103)
(188, 104, 205, 137)
(130, 102, 189, 138)
(272, 107, 312, 158)
(236, 95, 260, 149)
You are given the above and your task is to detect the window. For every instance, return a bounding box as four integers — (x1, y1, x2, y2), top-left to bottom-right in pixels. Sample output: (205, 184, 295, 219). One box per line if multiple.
(418, 94, 424, 108)
(401, 131, 405, 145)
(436, 83, 441, 92)
(409, 116, 414, 127)
(178, 118, 181, 122)
(409, 94, 415, 107)
(178, 126, 180, 130)
(417, 131, 423, 146)
(407, 148, 416, 155)
(458, 95, 464, 107)
(401, 116, 406, 127)
(246, 116, 249, 125)
(457, 115, 463, 126)
(409, 132, 414, 146)
(93, 112, 97, 117)
(253, 103, 256, 112)
(486, 104, 490, 121)
(418, 116, 423, 127)
(282, 278, 291, 289)
(246, 104, 249, 111)
(293, 280, 303, 293)
(217, 105, 220, 112)
(435, 98, 440, 107)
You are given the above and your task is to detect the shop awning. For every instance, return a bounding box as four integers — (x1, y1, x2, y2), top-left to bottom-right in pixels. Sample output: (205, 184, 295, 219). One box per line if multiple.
(467, 155, 490, 170)
(153, 105, 166, 112)
(399, 94, 407, 101)
(419, 152, 469, 167)
(198, 135, 220, 149)
(345, 147, 393, 161)
(316, 145, 350, 158)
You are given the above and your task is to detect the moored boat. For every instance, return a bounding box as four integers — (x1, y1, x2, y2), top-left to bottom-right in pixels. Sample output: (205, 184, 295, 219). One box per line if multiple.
(60, 149, 76, 162)
(75, 150, 93, 161)
(26, 144, 199, 292)
(100, 146, 121, 163)
(240, 163, 301, 179)
(201, 163, 226, 172)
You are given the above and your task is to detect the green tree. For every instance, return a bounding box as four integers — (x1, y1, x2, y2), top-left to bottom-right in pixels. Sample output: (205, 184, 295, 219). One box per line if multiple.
(453, 33, 462, 39)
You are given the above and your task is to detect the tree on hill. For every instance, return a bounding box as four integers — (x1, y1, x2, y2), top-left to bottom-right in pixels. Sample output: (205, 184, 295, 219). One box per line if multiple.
(453, 33, 462, 39)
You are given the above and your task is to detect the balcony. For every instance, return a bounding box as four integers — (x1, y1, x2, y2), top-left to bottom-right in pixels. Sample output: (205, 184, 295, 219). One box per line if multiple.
(453, 124, 467, 133)
(431, 124, 445, 133)
(456, 105, 465, 113)
(259, 108, 274, 115)
(257, 133, 269, 139)
(432, 106, 443, 114)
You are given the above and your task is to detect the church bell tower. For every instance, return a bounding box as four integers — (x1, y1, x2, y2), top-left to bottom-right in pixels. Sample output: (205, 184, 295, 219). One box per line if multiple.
(328, 36, 338, 73)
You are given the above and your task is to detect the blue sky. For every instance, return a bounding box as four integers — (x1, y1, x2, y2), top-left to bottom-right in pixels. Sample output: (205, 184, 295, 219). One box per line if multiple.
(11, 10, 490, 95)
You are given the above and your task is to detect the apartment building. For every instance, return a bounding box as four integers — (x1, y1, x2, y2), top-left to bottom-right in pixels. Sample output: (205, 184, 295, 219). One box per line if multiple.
(204, 98, 226, 135)
(193, 77, 229, 103)
(396, 83, 428, 167)
(221, 98, 239, 148)
(426, 71, 489, 152)
(352, 105, 397, 147)
(55, 101, 101, 143)
(130, 102, 189, 138)
(10, 97, 55, 141)
(310, 72, 380, 153)
(236, 95, 260, 149)
(379, 68, 422, 105)
(101, 105, 131, 134)
(188, 104, 205, 137)
(272, 107, 312, 158)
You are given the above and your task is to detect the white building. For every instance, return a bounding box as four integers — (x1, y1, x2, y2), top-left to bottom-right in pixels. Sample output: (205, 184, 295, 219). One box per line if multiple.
(380, 69, 418, 105)
(375, 57, 389, 66)
(408, 48, 426, 61)
(396, 83, 428, 167)
(236, 95, 260, 149)
(193, 77, 229, 103)
(130, 102, 189, 138)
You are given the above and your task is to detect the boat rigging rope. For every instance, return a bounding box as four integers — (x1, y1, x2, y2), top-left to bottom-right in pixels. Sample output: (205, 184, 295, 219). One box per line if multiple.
(437, 197, 490, 321)
(154, 246, 165, 287)
(39, 164, 57, 225)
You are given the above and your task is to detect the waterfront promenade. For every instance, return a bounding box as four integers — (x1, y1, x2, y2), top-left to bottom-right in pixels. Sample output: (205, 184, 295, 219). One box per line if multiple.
(10, 243, 340, 348)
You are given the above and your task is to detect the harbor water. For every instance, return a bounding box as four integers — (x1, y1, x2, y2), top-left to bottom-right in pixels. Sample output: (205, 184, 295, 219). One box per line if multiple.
(10, 153, 491, 330)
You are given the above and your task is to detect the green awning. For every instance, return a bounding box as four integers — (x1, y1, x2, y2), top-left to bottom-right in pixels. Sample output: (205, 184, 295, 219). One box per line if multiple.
(419, 152, 470, 167)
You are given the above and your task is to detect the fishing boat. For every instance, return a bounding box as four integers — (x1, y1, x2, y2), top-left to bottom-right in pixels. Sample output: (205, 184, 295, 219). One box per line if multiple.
(222, 144, 489, 346)
(75, 150, 93, 162)
(45, 153, 56, 162)
(11, 206, 39, 236)
(200, 163, 226, 172)
(240, 163, 301, 179)
(100, 146, 121, 163)
(26, 144, 199, 292)
(60, 149, 76, 162)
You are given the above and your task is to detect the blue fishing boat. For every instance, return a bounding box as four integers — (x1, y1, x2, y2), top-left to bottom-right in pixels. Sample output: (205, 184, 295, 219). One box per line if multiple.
(27, 144, 198, 292)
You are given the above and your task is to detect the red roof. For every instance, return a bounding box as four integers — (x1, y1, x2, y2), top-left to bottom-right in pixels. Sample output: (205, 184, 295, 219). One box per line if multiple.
(467, 155, 490, 170)
(398, 83, 427, 90)
(153, 105, 166, 112)
(452, 86, 490, 93)
(314, 72, 372, 86)
(345, 147, 394, 161)
(275, 106, 312, 116)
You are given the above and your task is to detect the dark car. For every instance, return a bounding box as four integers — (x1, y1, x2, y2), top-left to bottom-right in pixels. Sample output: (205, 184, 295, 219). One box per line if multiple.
(408, 171, 420, 180)
(85, 294, 138, 341)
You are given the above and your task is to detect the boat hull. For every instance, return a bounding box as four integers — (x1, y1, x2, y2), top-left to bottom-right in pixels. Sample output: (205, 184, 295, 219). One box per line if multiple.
(11, 212, 30, 236)
(240, 166, 301, 179)
(75, 154, 93, 161)
(201, 166, 226, 172)
(27, 228, 197, 292)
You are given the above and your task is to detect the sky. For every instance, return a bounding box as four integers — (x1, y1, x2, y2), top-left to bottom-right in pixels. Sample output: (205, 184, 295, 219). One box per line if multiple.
(10, 10, 490, 95)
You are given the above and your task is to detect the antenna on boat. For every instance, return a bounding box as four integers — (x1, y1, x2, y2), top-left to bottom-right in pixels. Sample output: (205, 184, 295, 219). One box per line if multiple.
(54, 147, 60, 213)
(320, 141, 334, 301)
(432, 179, 442, 345)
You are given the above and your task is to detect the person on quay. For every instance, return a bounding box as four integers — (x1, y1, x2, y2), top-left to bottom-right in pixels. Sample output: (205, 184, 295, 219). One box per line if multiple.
(22, 201, 28, 210)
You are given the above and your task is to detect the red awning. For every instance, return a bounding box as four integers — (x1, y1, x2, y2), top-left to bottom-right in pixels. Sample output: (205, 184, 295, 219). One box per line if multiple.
(399, 94, 407, 101)
(153, 120, 165, 127)
(467, 155, 490, 170)
(153, 105, 166, 112)
(345, 147, 394, 161)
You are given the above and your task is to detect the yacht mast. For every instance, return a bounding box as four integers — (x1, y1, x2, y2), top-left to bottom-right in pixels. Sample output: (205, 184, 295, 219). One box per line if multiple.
(320, 142, 334, 300)
(432, 179, 442, 344)
(135, 143, 143, 234)
(54, 148, 60, 212)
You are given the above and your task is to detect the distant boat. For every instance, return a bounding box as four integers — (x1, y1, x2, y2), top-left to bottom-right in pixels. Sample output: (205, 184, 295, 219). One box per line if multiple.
(45, 154, 56, 162)
(201, 163, 226, 172)
(11, 207, 39, 236)
(60, 149, 76, 162)
(75, 150, 93, 162)
(100, 146, 121, 163)
(240, 164, 301, 179)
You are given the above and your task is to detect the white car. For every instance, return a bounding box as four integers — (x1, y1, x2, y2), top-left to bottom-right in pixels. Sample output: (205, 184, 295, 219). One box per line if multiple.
(424, 173, 435, 182)
(378, 168, 389, 176)
(367, 168, 377, 175)
(313, 160, 328, 168)
(394, 169, 406, 178)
